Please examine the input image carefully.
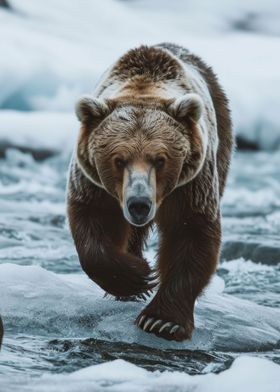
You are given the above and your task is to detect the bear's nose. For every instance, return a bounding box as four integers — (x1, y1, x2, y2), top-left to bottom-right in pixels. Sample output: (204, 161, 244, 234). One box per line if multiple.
(127, 197, 152, 224)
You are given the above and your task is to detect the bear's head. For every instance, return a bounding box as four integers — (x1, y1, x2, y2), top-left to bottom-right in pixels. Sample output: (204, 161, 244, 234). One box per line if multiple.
(75, 94, 206, 226)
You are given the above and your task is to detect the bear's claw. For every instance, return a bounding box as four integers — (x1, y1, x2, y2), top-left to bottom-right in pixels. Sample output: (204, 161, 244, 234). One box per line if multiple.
(104, 288, 154, 302)
(144, 272, 159, 287)
(136, 314, 188, 341)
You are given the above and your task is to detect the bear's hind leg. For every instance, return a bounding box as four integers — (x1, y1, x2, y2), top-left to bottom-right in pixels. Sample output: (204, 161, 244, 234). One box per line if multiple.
(136, 212, 221, 341)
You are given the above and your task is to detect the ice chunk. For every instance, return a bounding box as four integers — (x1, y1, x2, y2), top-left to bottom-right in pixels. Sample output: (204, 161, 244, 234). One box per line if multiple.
(0, 263, 279, 352)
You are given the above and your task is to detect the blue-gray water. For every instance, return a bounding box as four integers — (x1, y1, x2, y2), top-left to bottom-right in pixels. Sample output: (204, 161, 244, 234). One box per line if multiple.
(0, 149, 279, 389)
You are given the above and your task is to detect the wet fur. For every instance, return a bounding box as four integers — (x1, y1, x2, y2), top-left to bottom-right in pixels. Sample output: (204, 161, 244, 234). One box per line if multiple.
(67, 43, 233, 341)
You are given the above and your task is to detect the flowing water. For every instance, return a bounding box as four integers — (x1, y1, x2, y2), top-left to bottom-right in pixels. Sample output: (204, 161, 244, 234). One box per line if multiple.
(0, 148, 279, 390)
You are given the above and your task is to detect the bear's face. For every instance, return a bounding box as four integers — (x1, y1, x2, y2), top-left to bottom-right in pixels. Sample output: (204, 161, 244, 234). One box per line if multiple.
(76, 95, 205, 226)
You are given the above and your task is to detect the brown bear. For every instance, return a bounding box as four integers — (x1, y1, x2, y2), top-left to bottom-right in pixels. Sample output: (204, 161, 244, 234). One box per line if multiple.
(67, 43, 233, 341)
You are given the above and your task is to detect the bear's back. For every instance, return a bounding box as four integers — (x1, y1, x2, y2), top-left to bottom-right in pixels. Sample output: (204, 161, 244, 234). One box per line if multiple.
(159, 42, 233, 195)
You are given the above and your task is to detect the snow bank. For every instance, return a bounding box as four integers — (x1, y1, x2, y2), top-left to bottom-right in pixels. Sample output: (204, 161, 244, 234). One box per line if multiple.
(4, 356, 280, 392)
(0, 0, 279, 150)
(0, 110, 77, 154)
(1, 263, 280, 351)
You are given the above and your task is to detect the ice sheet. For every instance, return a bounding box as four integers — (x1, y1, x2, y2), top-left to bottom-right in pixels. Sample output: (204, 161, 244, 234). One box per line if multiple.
(0, 263, 279, 352)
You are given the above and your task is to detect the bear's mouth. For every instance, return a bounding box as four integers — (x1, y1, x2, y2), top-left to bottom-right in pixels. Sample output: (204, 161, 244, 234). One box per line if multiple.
(123, 196, 156, 226)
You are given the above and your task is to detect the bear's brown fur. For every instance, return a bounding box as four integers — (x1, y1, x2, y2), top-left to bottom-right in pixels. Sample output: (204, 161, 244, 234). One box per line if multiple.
(67, 43, 233, 341)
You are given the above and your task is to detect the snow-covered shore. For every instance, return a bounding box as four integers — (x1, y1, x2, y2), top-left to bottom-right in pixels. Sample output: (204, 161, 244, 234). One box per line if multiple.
(0, 110, 77, 156)
(0, 0, 280, 151)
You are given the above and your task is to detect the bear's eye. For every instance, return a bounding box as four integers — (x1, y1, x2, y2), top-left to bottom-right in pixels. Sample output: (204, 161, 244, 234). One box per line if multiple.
(154, 157, 165, 170)
(115, 158, 127, 169)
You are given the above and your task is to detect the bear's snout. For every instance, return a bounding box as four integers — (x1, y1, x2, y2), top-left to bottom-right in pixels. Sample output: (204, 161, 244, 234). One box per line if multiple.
(122, 165, 156, 226)
(127, 197, 152, 225)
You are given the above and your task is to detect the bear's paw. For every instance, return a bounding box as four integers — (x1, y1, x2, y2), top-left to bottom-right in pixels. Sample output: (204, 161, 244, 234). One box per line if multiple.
(135, 311, 194, 342)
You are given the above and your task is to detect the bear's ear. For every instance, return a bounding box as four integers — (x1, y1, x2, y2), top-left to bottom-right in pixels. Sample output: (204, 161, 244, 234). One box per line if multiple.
(167, 93, 203, 122)
(75, 96, 110, 123)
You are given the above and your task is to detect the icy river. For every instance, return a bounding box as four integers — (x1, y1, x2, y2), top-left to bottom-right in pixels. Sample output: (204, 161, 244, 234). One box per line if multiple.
(0, 149, 279, 391)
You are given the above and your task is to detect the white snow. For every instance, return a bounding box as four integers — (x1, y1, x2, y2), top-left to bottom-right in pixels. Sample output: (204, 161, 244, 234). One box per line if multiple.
(4, 356, 280, 392)
(0, 0, 279, 150)
(45, 357, 280, 392)
(0, 110, 78, 153)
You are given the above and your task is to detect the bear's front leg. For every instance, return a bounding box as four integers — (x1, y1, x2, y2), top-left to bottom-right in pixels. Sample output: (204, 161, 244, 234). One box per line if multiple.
(136, 211, 221, 341)
(68, 192, 156, 299)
